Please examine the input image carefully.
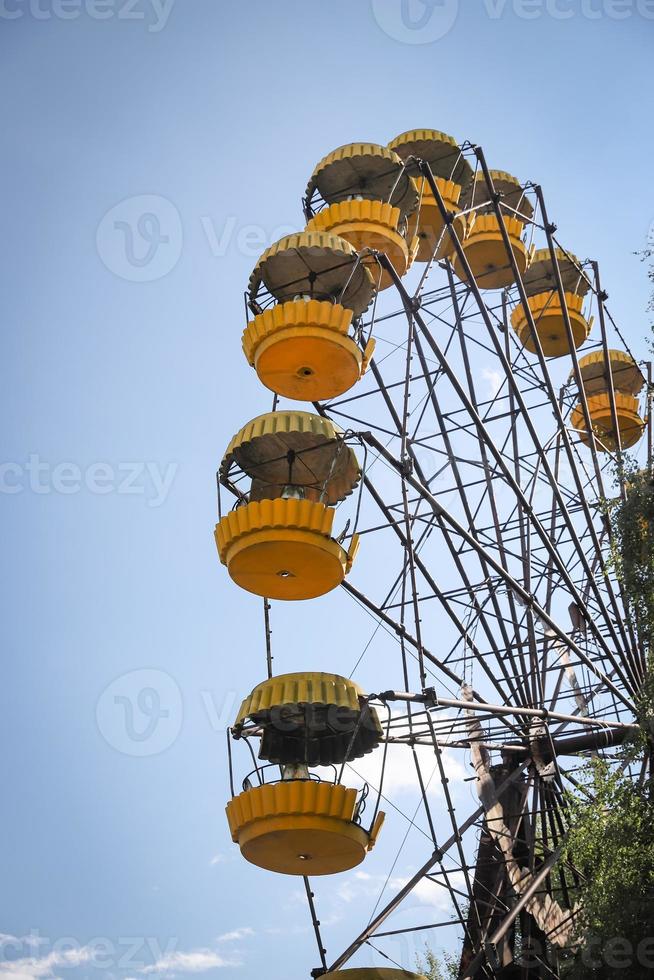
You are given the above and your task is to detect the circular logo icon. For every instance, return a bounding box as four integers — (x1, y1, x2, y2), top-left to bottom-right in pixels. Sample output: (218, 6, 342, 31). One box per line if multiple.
(96, 669, 183, 756)
(96, 194, 183, 282)
(371, 0, 459, 44)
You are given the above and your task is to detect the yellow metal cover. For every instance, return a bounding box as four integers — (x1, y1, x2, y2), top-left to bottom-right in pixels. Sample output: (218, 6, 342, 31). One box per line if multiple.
(408, 176, 464, 263)
(306, 199, 410, 290)
(450, 214, 529, 290)
(220, 410, 360, 504)
(226, 780, 381, 875)
(521, 247, 591, 298)
(236, 672, 365, 724)
(249, 231, 375, 317)
(242, 299, 364, 402)
(233, 671, 383, 765)
(242, 299, 353, 366)
(215, 497, 335, 563)
(389, 127, 472, 188)
(576, 349, 645, 396)
(511, 292, 591, 357)
(460, 169, 534, 220)
(307, 198, 401, 233)
(215, 499, 357, 600)
(306, 142, 418, 217)
(571, 392, 645, 452)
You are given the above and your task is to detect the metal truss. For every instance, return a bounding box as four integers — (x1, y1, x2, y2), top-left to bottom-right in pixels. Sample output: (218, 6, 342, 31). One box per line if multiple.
(284, 144, 654, 978)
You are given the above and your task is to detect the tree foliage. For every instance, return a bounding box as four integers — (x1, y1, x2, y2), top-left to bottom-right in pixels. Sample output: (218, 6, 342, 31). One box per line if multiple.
(642, 235, 654, 332)
(560, 759, 654, 978)
(415, 944, 459, 979)
(607, 460, 654, 672)
(559, 240, 654, 973)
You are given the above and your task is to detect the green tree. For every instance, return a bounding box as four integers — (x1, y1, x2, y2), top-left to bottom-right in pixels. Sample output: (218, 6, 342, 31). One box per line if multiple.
(560, 759, 654, 979)
(644, 235, 654, 332)
(415, 944, 458, 979)
(559, 291, 654, 977)
(607, 462, 654, 672)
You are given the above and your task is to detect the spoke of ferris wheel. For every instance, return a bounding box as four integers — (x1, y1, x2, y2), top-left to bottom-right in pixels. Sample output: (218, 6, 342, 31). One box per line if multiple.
(500, 295, 545, 710)
(592, 259, 643, 663)
(418, 298, 638, 691)
(425, 295, 539, 693)
(422, 156, 641, 681)
(326, 760, 532, 973)
(541, 782, 574, 909)
(342, 578, 526, 741)
(398, 316, 429, 691)
(318, 382, 533, 712)
(375, 257, 640, 697)
(358, 351, 548, 710)
(382, 722, 632, 757)
(395, 550, 440, 847)
(382, 438, 533, 709)
(343, 570, 632, 738)
(361, 473, 533, 712)
(364, 430, 633, 710)
(410, 327, 534, 708)
(537, 193, 641, 672)
(410, 314, 636, 688)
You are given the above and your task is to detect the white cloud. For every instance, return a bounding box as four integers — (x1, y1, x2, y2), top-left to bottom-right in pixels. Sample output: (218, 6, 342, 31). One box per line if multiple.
(0, 945, 94, 980)
(215, 929, 253, 944)
(327, 867, 467, 922)
(0, 938, 44, 952)
(482, 367, 503, 397)
(410, 871, 466, 912)
(140, 950, 237, 975)
(0, 938, 242, 980)
(262, 926, 308, 937)
(342, 712, 466, 796)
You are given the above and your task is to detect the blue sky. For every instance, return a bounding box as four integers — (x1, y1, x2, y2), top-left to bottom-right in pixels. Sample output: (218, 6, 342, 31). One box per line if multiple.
(1, 2, 652, 979)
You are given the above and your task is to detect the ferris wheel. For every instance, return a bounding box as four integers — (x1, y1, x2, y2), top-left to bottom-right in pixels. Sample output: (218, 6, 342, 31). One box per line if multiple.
(214, 130, 652, 979)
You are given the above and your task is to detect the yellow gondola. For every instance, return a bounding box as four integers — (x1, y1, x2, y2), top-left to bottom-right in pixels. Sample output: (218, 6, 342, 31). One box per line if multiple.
(571, 349, 646, 451)
(226, 673, 384, 875)
(233, 672, 383, 766)
(226, 779, 384, 875)
(571, 394, 645, 452)
(576, 348, 645, 397)
(449, 170, 533, 289)
(305, 143, 419, 289)
(510, 248, 592, 356)
(388, 128, 472, 263)
(245, 231, 376, 401)
(215, 412, 360, 599)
